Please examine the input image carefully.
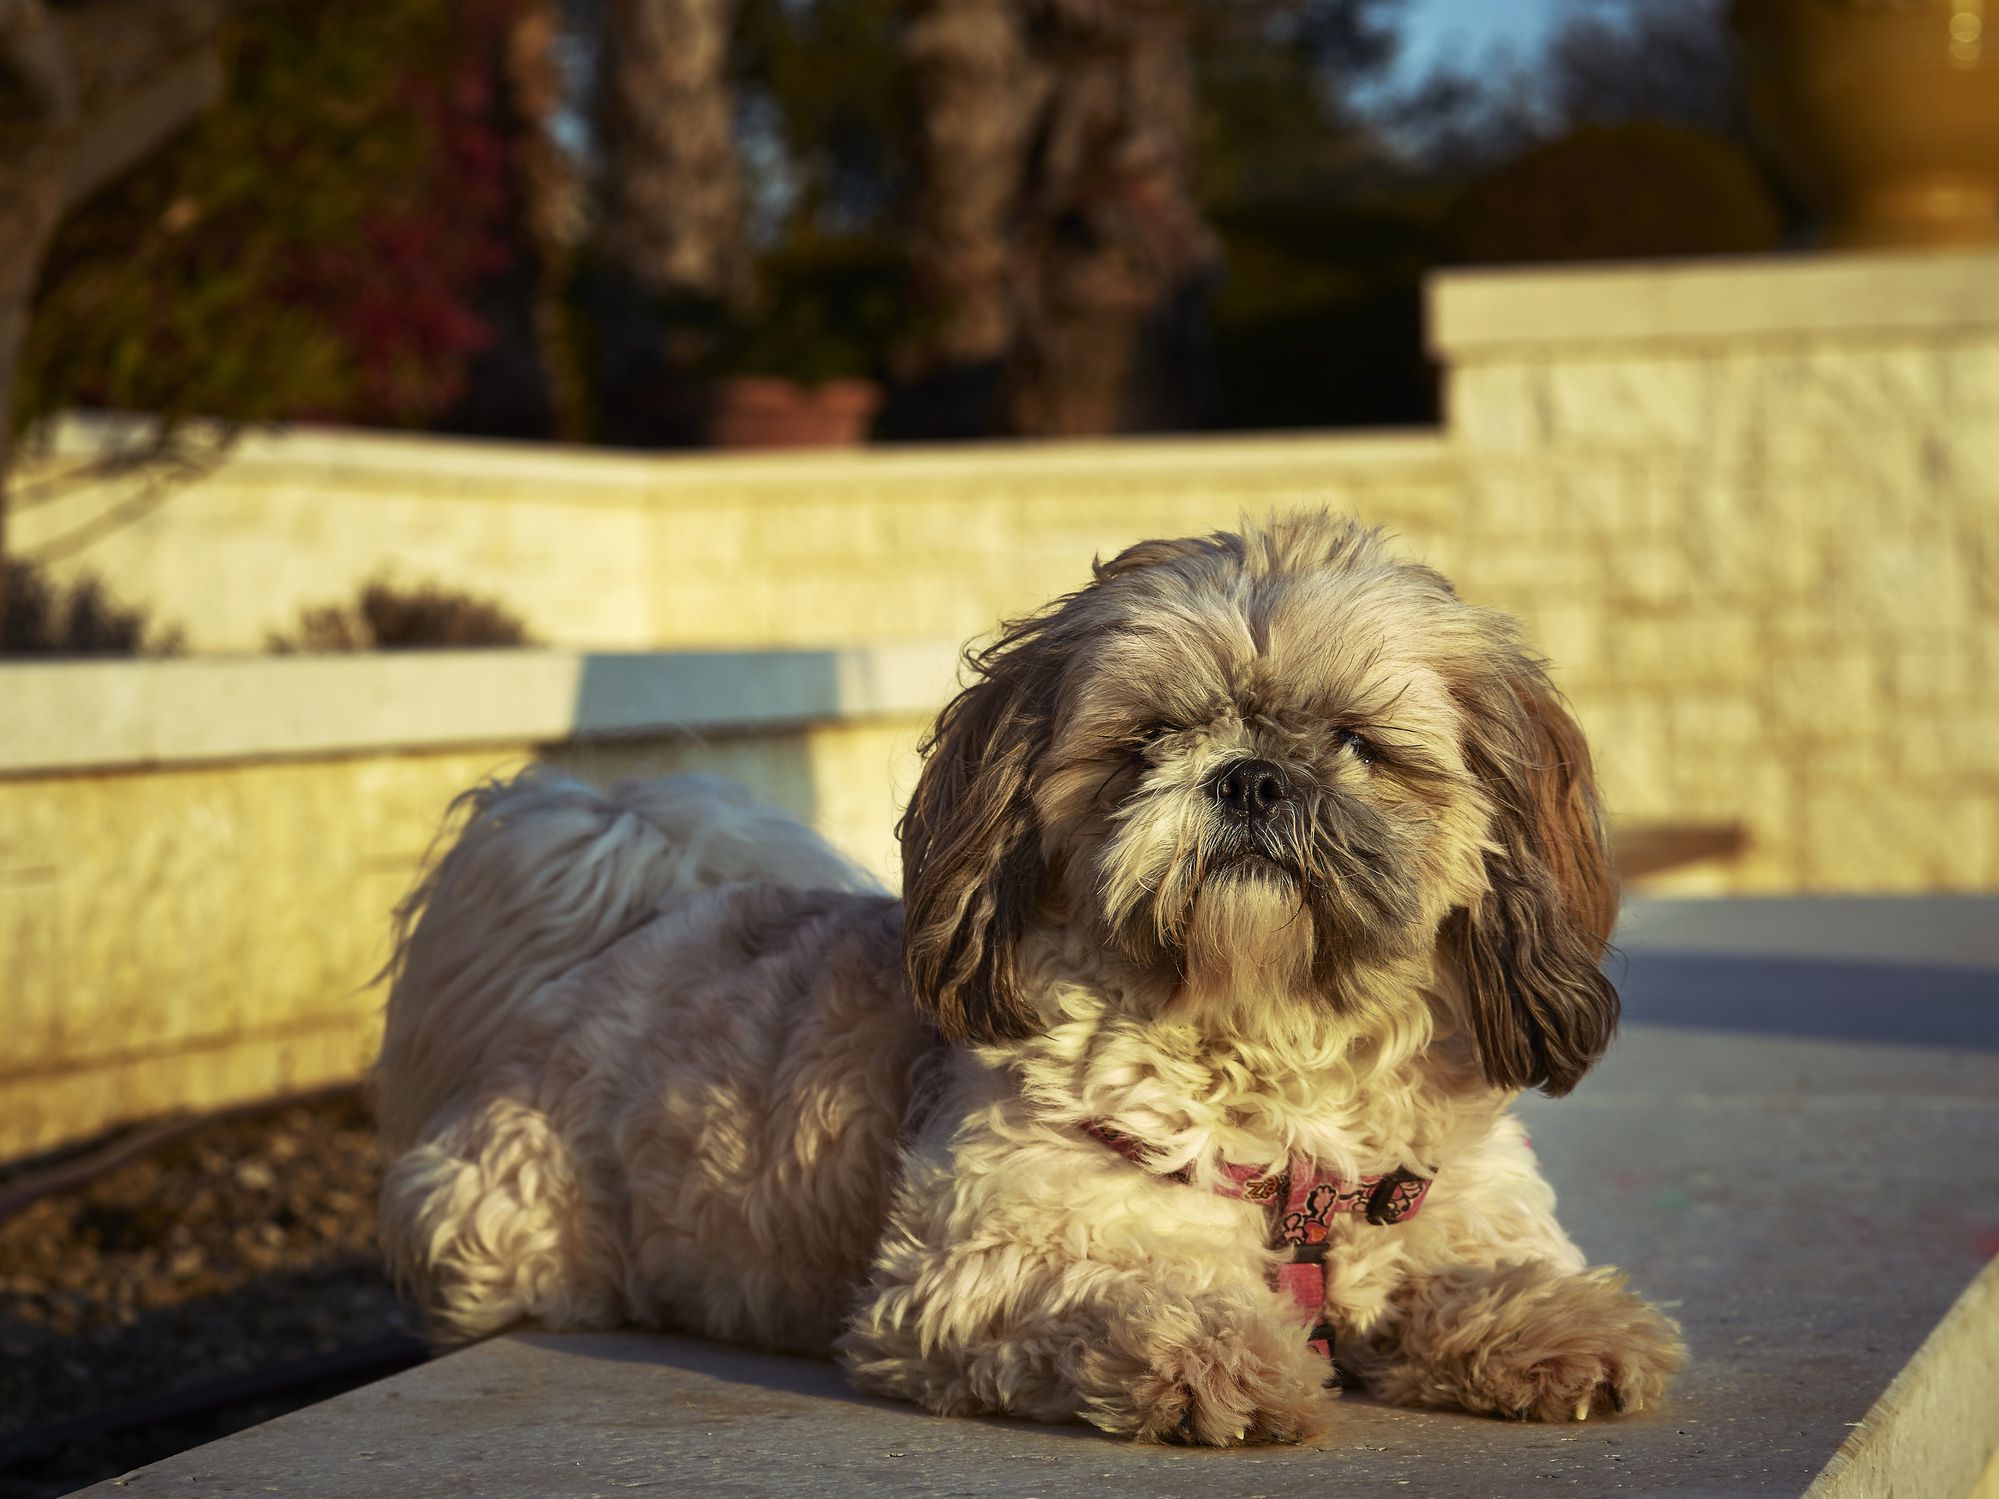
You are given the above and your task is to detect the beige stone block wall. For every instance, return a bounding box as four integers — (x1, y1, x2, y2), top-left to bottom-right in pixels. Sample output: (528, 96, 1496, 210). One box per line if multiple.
(14, 430, 665, 653)
(22, 315, 1999, 902)
(9, 252, 1998, 1158)
(634, 439, 1460, 651)
(1432, 249, 1999, 894)
(0, 717, 925, 1161)
(15, 423, 1455, 656)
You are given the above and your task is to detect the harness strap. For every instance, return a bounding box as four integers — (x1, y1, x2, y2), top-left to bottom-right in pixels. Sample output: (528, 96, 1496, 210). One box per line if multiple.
(1080, 1120, 1433, 1368)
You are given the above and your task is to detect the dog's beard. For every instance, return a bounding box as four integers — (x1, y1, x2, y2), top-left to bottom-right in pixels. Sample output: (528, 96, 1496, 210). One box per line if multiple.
(1097, 787, 1428, 1012)
(1181, 862, 1317, 1005)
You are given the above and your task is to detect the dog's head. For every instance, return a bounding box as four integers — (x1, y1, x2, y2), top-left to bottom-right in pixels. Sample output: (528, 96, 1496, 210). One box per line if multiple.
(899, 514, 1617, 1095)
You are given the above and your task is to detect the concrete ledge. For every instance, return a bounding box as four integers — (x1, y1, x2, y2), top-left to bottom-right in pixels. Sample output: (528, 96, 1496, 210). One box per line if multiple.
(1428, 248, 1999, 354)
(1808, 1260, 1999, 1499)
(0, 643, 958, 1155)
(77, 901, 1999, 1497)
(0, 644, 962, 776)
(28, 411, 1450, 499)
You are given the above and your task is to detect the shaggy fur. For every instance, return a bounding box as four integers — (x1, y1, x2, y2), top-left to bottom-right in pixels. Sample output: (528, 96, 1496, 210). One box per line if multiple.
(375, 513, 1685, 1444)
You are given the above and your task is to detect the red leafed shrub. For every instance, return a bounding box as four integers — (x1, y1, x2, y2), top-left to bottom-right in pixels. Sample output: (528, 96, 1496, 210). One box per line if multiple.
(17, 0, 523, 436)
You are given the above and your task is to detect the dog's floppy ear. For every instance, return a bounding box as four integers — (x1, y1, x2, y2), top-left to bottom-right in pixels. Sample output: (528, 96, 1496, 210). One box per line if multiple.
(1444, 650, 1620, 1097)
(899, 616, 1062, 1044)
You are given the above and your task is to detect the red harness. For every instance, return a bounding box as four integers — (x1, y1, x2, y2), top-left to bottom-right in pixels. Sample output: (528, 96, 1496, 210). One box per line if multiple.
(1081, 1121, 1433, 1364)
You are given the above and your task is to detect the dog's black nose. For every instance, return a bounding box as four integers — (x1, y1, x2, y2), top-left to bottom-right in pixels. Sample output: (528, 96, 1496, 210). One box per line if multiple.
(1210, 758, 1291, 820)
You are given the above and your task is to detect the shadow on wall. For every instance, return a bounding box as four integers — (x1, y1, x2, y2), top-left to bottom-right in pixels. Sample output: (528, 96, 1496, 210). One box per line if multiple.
(539, 649, 834, 854)
(550, 646, 948, 885)
(539, 729, 825, 846)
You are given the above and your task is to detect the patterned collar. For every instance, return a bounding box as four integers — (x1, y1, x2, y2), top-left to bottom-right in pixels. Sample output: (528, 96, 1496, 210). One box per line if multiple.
(1079, 1119, 1434, 1366)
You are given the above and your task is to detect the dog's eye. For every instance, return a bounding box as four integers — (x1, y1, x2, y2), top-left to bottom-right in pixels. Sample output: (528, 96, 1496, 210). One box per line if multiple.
(1132, 722, 1178, 755)
(1336, 727, 1377, 765)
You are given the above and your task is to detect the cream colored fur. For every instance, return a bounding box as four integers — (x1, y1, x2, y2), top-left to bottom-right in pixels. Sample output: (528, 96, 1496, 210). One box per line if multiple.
(375, 515, 1685, 1445)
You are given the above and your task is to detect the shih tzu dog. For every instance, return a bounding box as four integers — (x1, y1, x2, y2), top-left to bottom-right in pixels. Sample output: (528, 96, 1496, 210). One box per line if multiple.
(374, 512, 1684, 1444)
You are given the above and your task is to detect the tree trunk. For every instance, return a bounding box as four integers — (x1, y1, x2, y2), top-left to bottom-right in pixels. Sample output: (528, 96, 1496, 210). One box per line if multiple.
(1007, 0, 1217, 436)
(902, 0, 1219, 439)
(905, 0, 1044, 370)
(596, 0, 747, 302)
(0, 0, 226, 648)
(0, 141, 71, 645)
(505, 0, 589, 442)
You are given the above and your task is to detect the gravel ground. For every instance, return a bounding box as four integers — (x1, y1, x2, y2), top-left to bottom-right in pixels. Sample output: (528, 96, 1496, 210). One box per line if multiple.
(0, 1092, 419, 1498)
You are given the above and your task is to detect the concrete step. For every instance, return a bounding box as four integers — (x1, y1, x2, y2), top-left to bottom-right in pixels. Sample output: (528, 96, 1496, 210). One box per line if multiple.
(75, 898, 1999, 1498)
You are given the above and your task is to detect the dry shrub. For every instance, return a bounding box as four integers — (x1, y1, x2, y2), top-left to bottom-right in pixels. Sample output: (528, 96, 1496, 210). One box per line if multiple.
(269, 577, 535, 653)
(1, 562, 185, 657)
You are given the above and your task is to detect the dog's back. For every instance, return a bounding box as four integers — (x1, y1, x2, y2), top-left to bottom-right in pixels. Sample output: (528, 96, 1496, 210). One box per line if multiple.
(374, 770, 922, 1347)
(375, 770, 878, 1152)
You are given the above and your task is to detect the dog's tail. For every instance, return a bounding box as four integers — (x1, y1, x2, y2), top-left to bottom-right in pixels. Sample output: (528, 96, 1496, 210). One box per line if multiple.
(373, 768, 878, 1151)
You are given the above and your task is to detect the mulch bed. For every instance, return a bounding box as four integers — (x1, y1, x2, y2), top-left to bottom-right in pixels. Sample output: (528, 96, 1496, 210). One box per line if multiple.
(0, 1092, 420, 1498)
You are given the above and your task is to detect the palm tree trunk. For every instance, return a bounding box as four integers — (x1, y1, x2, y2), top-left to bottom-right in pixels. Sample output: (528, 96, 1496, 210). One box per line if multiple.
(1008, 0, 1217, 435)
(596, 0, 747, 302)
(905, 0, 1044, 369)
(504, 0, 589, 440)
(903, 0, 1218, 438)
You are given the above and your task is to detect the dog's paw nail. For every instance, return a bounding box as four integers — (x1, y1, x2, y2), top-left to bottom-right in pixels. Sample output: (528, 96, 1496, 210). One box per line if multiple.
(1574, 1400, 1590, 1422)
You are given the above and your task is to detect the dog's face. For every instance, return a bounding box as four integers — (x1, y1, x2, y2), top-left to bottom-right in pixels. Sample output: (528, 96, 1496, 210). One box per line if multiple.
(900, 515, 1619, 1096)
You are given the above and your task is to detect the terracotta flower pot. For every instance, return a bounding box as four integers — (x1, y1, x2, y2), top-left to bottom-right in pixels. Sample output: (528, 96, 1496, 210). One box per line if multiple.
(1733, 0, 1999, 248)
(700, 376, 882, 449)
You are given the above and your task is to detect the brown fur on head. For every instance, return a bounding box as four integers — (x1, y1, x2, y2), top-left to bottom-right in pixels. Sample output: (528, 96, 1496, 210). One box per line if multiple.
(899, 512, 1619, 1095)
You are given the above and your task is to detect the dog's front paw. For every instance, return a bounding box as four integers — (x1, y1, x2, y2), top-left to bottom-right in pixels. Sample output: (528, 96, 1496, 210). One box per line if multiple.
(1128, 1335, 1323, 1446)
(1073, 1295, 1331, 1446)
(1378, 1261, 1686, 1421)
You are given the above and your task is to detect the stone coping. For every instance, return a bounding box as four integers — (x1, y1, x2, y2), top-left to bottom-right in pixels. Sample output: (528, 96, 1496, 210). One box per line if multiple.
(73, 898, 1999, 1497)
(25, 411, 1449, 501)
(0, 644, 963, 776)
(1428, 247, 1999, 354)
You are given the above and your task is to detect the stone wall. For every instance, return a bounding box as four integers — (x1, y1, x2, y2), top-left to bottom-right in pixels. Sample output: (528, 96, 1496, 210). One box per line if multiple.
(1429, 250, 1999, 893)
(22, 248, 1996, 895)
(6, 248, 1998, 1154)
(0, 650, 943, 1160)
(13, 423, 1455, 653)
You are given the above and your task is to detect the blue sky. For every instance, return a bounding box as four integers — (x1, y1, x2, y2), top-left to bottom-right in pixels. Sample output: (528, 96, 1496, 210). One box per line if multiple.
(1391, 0, 1566, 87)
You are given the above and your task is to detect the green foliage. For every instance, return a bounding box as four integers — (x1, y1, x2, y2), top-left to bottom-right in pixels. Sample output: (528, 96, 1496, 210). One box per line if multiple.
(15, 0, 1773, 447)
(14, 1, 481, 441)
(666, 0, 911, 387)
(734, 0, 912, 234)
(1192, 2, 1403, 210)
(1, 561, 184, 657)
(717, 235, 906, 384)
(718, 1, 1421, 416)
(1451, 121, 1781, 265)
(268, 577, 535, 653)
(640, 232, 905, 389)
(1207, 190, 1449, 429)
